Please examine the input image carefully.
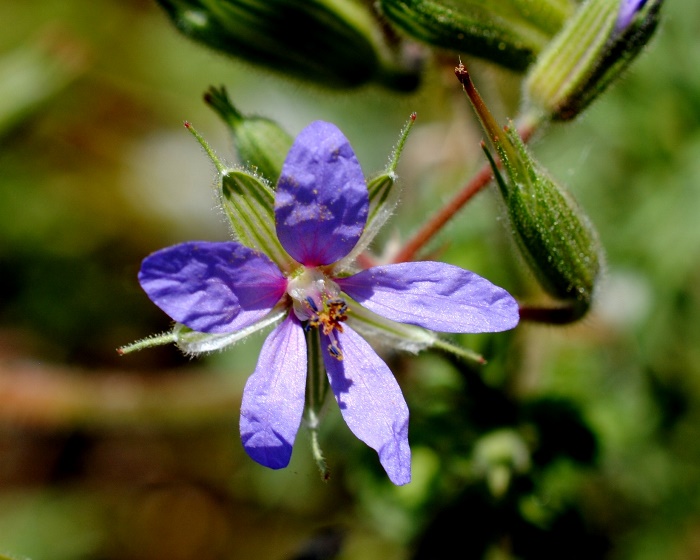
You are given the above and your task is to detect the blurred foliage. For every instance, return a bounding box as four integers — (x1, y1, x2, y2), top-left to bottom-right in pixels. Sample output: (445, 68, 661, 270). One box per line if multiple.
(0, 0, 699, 559)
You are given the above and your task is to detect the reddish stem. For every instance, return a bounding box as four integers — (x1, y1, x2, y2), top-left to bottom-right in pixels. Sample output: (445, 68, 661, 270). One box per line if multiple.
(391, 163, 494, 263)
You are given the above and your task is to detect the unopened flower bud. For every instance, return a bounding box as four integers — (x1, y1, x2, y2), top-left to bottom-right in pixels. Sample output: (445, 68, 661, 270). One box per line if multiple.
(524, 0, 663, 120)
(205, 86, 292, 185)
(155, 0, 420, 91)
(457, 64, 602, 313)
(378, 0, 574, 71)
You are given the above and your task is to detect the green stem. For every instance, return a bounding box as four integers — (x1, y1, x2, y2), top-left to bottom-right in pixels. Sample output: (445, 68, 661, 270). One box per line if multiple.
(304, 328, 330, 480)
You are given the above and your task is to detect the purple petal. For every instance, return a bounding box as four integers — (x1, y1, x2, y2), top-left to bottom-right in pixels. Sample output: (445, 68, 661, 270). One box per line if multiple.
(240, 314, 306, 469)
(275, 121, 368, 267)
(139, 241, 287, 334)
(616, 0, 646, 31)
(337, 262, 519, 333)
(322, 325, 411, 485)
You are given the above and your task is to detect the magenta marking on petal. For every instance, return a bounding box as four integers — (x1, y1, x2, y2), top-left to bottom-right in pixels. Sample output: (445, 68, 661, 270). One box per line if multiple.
(139, 241, 287, 334)
(322, 325, 411, 485)
(275, 121, 368, 266)
(240, 314, 307, 469)
(337, 262, 519, 333)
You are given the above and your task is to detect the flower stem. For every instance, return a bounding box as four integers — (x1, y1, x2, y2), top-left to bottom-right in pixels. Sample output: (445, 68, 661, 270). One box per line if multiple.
(304, 328, 331, 481)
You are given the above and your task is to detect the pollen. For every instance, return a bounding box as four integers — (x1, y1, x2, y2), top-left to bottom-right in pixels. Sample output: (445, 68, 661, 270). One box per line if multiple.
(305, 297, 348, 360)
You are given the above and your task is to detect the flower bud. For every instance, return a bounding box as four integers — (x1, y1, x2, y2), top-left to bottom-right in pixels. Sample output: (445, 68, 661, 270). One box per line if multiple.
(457, 64, 602, 312)
(378, 0, 574, 71)
(524, 0, 663, 120)
(205, 86, 292, 185)
(155, 0, 420, 91)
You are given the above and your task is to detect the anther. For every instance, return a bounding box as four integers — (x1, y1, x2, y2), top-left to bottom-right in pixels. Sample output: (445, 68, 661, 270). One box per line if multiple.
(328, 344, 343, 360)
(306, 296, 319, 312)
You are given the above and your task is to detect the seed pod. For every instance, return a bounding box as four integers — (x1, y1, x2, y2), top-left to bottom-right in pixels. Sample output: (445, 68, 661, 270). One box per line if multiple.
(457, 64, 602, 312)
(483, 129, 601, 307)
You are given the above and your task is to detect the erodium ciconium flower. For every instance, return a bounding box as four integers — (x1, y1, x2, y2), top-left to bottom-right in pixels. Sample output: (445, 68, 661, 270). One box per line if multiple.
(135, 121, 519, 485)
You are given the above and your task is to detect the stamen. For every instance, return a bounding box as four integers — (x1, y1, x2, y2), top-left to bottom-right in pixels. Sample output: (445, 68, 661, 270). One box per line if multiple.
(327, 330, 343, 361)
(302, 296, 348, 360)
(328, 343, 343, 360)
(306, 296, 319, 312)
(286, 268, 347, 359)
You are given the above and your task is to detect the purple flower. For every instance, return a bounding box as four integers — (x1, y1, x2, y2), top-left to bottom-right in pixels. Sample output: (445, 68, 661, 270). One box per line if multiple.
(138, 121, 519, 485)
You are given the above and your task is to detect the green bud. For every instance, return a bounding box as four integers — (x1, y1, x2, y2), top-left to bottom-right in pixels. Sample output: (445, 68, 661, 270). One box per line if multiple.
(524, 0, 663, 120)
(155, 0, 420, 91)
(205, 86, 292, 185)
(457, 64, 601, 313)
(378, 0, 574, 71)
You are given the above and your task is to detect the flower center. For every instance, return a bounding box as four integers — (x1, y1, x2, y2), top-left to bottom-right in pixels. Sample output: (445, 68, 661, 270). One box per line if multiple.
(287, 268, 348, 360)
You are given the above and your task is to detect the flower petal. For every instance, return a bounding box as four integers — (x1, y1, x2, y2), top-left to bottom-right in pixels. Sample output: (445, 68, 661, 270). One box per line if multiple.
(139, 241, 287, 334)
(240, 314, 307, 469)
(322, 325, 411, 485)
(337, 262, 519, 333)
(275, 121, 368, 266)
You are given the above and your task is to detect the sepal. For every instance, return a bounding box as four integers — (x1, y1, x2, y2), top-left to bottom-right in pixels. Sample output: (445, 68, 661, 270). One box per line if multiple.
(348, 301, 486, 365)
(303, 328, 331, 480)
(220, 169, 293, 269)
(347, 301, 438, 355)
(174, 308, 287, 354)
(334, 114, 417, 271)
(184, 121, 293, 268)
